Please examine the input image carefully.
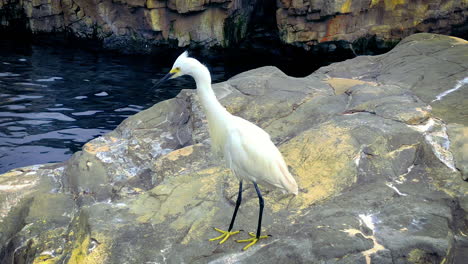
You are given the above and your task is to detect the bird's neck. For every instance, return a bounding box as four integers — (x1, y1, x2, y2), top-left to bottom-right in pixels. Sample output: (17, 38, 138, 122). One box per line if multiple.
(192, 63, 232, 153)
(193, 65, 230, 120)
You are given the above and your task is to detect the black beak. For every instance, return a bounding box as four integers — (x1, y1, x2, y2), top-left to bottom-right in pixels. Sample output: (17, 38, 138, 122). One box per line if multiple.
(153, 72, 175, 88)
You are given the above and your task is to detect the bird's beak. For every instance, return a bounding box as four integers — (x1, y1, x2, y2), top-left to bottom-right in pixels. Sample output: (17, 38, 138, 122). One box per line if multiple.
(153, 68, 179, 88)
(153, 72, 175, 88)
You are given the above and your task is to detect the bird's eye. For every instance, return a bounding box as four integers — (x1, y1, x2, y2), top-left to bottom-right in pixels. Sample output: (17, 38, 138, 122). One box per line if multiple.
(176, 67, 180, 71)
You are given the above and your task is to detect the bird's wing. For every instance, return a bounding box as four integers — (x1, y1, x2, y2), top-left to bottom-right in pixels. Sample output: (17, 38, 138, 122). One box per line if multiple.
(225, 117, 298, 194)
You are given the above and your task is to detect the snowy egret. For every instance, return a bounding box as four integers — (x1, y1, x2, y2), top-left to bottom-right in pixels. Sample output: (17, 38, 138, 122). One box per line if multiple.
(156, 51, 298, 250)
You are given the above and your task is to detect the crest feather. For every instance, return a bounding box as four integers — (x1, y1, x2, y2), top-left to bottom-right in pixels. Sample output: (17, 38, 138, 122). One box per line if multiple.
(180, 51, 189, 59)
(174, 51, 190, 65)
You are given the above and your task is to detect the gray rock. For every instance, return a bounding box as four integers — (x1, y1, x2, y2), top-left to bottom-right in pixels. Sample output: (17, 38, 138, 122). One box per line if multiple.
(1, 33, 467, 263)
(447, 124, 468, 180)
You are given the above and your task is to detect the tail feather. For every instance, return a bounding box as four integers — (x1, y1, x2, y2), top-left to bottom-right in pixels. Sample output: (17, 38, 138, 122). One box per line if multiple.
(276, 161, 298, 195)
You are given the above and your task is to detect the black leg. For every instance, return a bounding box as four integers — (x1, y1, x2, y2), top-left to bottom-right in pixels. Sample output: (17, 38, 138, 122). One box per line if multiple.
(253, 182, 264, 238)
(228, 180, 243, 231)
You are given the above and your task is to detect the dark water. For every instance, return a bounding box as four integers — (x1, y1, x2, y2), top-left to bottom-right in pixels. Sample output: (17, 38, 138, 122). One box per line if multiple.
(0, 41, 333, 173)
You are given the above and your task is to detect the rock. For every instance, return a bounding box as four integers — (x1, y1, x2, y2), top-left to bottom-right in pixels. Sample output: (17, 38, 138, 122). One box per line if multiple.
(277, 0, 468, 51)
(1, 1, 467, 53)
(447, 124, 468, 180)
(114, 0, 146, 7)
(147, 0, 167, 9)
(0, 0, 250, 52)
(1, 33, 467, 263)
(167, 0, 207, 13)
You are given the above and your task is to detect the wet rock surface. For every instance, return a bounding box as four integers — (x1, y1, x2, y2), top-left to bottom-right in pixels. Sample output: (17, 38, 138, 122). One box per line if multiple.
(1, 33, 467, 263)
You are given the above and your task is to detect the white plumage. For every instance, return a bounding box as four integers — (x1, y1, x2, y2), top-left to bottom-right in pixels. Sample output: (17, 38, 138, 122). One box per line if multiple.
(224, 116, 298, 194)
(157, 51, 298, 250)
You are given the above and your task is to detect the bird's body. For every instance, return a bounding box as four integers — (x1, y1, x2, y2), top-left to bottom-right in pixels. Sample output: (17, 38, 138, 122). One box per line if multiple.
(191, 61, 298, 195)
(224, 116, 298, 194)
(155, 51, 298, 250)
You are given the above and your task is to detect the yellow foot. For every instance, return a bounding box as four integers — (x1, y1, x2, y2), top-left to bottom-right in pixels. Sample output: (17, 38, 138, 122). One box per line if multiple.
(209, 227, 241, 244)
(236, 232, 270, 251)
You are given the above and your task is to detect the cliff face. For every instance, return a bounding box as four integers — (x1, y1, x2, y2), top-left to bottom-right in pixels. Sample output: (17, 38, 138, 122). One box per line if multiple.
(0, 0, 467, 53)
(277, 0, 468, 51)
(0, 0, 258, 53)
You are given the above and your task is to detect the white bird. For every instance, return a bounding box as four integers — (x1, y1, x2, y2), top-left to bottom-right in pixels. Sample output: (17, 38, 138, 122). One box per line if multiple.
(155, 51, 298, 250)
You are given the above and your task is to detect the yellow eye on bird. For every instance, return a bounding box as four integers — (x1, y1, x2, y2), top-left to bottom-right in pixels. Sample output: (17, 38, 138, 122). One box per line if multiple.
(170, 67, 180, 74)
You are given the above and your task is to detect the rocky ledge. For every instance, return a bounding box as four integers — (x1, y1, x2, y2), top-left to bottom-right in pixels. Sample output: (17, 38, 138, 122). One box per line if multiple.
(1, 33, 467, 263)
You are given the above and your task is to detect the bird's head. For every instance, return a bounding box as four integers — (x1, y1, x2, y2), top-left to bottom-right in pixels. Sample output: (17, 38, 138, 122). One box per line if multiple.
(154, 51, 195, 87)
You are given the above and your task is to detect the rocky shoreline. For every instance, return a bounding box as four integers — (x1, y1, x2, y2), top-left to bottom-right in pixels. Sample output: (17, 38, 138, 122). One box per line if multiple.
(1, 33, 467, 263)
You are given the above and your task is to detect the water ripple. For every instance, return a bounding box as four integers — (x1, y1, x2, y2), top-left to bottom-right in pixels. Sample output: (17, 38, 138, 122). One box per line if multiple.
(0, 112, 76, 121)
(0, 41, 204, 173)
(36, 77, 63, 82)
